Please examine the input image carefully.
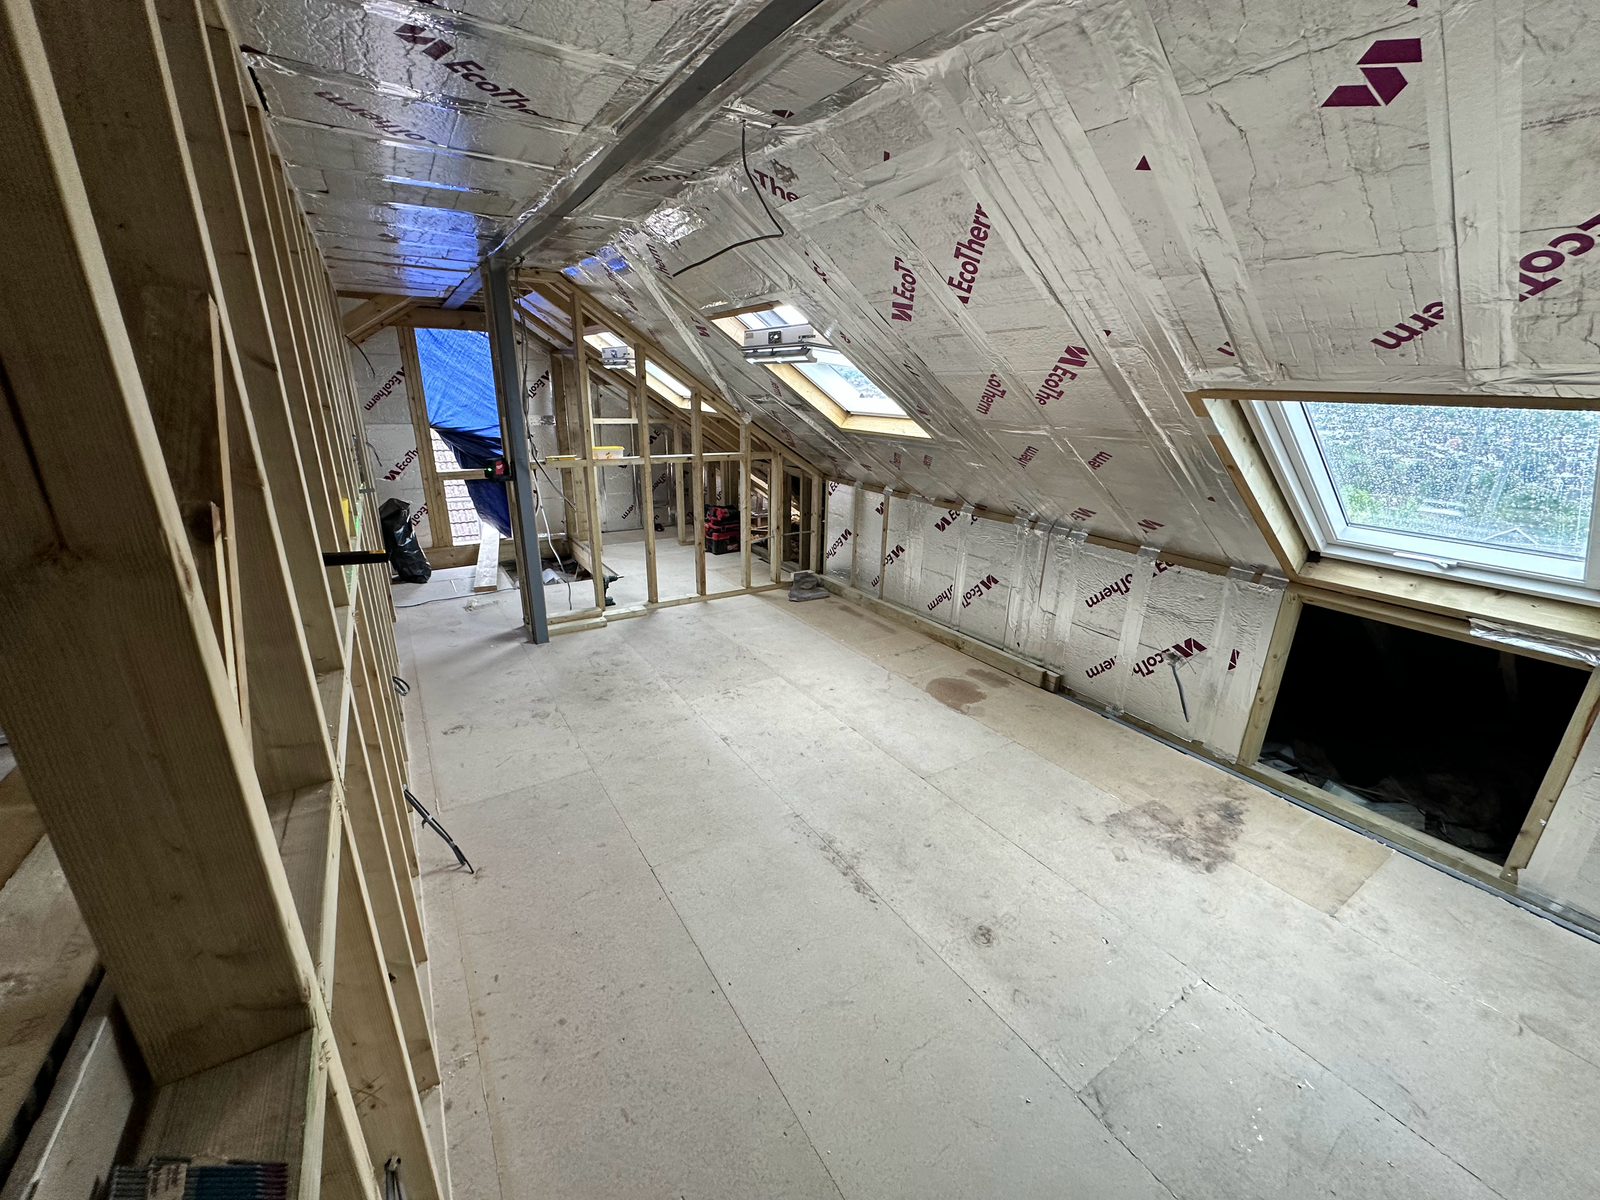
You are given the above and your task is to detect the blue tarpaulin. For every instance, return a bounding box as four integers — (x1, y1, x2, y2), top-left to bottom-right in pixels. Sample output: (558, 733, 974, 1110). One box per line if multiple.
(415, 328, 510, 536)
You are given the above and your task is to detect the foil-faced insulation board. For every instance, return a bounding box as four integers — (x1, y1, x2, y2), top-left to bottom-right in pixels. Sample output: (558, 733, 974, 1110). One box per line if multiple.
(275, 0, 1599, 576)
(828, 484, 1284, 758)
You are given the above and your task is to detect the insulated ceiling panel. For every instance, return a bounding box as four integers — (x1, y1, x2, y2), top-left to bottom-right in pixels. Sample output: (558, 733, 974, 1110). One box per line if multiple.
(236, 0, 1600, 570)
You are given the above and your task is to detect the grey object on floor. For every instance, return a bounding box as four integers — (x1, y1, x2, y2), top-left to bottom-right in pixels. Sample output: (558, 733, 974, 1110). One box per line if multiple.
(788, 570, 828, 602)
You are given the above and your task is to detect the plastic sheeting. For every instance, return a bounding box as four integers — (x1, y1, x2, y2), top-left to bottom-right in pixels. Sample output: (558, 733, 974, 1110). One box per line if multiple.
(415, 328, 511, 535)
(832, 484, 1284, 758)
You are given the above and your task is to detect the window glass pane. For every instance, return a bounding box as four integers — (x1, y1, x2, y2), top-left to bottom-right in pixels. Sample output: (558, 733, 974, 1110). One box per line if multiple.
(723, 304, 917, 424)
(736, 304, 810, 329)
(644, 360, 690, 398)
(797, 348, 908, 417)
(737, 309, 786, 329)
(1303, 402, 1600, 558)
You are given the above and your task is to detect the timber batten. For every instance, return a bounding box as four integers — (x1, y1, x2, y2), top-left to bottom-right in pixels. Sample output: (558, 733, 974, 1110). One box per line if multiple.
(0, 0, 448, 1194)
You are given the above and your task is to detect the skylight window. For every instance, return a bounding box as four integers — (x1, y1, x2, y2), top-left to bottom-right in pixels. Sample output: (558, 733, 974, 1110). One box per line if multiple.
(1249, 399, 1600, 596)
(585, 331, 691, 404)
(795, 350, 907, 418)
(716, 305, 927, 437)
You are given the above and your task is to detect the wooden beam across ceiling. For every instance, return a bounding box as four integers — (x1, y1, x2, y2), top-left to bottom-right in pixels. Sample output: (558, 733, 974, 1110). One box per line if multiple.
(342, 293, 414, 344)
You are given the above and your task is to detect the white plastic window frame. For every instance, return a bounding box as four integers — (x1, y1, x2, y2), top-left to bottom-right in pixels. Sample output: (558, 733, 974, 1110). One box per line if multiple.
(1244, 398, 1600, 605)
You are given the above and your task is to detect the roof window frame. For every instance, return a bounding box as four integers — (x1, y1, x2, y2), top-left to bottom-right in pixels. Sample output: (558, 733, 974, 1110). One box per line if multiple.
(1242, 395, 1600, 605)
(709, 303, 930, 439)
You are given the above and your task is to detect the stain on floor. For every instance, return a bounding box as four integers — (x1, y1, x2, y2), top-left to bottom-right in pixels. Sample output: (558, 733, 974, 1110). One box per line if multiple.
(926, 677, 986, 711)
(1104, 798, 1246, 873)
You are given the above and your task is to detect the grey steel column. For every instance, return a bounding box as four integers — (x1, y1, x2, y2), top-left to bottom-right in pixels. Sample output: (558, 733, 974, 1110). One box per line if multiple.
(482, 257, 549, 644)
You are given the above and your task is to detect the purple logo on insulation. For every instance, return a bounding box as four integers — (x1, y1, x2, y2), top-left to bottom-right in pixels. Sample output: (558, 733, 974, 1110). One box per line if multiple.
(946, 205, 992, 305)
(366, 369, 404, 411)
(890, 257, 916, 322)
(1516, 213, 1600, 302)
(962, 575, 1001, 608)
(1322, 38, 1422, 108)
(1372, 301, 1444, 349)
(1132, 638, 1207, 678)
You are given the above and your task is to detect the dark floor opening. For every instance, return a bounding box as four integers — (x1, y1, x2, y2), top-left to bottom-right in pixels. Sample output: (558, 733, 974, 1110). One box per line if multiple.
(1259, 604, 1589, 863)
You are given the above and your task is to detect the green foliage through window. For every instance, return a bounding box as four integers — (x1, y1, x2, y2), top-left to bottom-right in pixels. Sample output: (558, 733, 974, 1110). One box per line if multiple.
(1304, 403, 1600, 560)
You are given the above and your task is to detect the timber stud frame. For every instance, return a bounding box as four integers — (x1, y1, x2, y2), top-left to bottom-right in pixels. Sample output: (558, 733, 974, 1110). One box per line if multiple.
(481, 267, 826, 637)
(0, 1, 447, 1196)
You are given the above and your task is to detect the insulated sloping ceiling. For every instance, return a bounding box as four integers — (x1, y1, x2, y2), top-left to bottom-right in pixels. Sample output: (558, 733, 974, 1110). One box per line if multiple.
(235, 0, 1600, 569)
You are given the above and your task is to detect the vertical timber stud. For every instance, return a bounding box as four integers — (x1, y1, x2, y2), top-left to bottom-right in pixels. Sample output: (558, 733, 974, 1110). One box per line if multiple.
(633, 341, 659, 604)
(549, 354, 583, 562)
(36, 0, 238, 666)
(770, 450, 784, 584)
(675, 427, 689, 546)
(483, 259, 548, 642)
(0, 0, 318, 1082)
(691, 392, 707, 595)
(740, 420, 753, 589)
(571, 295, 607, 612)
(396, 326, 452, 551)
(184, 6, 343, 674)
(1237, 590, 1303, 767)
(809, 474, 822, 573)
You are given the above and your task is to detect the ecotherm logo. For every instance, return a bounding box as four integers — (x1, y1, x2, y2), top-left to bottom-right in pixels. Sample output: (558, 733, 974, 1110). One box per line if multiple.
(1322, 38, 1422, 108)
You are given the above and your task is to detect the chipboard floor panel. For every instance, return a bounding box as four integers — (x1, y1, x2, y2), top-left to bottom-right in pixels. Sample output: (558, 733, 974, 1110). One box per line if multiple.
(398, 587, 1600, 1200)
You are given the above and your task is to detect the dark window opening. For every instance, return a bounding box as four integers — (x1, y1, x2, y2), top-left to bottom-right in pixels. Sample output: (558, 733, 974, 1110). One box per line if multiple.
(1259, 605, 1589, 863)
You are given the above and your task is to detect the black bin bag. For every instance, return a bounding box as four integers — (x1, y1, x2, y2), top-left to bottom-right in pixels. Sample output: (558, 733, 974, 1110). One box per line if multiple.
(379, 498, 432, 584)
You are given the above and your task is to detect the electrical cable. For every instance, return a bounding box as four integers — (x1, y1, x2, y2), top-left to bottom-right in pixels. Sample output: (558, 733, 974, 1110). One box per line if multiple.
(349, 336, 376, 379)
(538, 498, 574, 612)
(394, 587, 519, 609)
(404, 786, 474, 873)
(383, 1158, 409, 1200)
(670, 122, 784, 277)
(1168, 659, 1189, 722)
(531, 453, 579, 609)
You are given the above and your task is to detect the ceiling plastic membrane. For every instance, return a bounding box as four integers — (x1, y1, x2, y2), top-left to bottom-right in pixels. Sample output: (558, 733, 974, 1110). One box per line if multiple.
(241, 0, 1600, 568)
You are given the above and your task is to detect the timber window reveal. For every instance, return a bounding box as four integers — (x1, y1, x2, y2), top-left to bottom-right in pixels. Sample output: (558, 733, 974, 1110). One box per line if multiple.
(711, 305, 929, 438)
(1247, 399, 1600, 601)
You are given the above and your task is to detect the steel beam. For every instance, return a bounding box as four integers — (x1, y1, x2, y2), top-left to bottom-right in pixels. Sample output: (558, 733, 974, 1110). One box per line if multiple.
(482, 259, 550, 643)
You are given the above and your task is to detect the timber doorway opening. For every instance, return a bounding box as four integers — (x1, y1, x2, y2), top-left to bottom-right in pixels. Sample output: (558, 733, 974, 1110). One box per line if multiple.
(1253, 603, 1594, 870)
